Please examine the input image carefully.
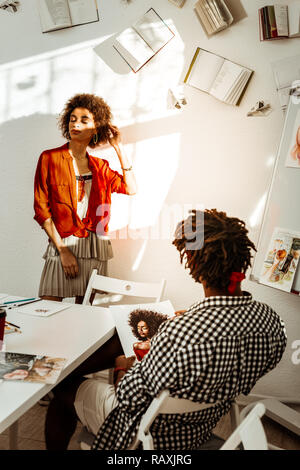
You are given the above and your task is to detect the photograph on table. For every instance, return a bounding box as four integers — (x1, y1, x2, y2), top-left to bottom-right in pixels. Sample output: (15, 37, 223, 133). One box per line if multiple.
(0, 352, 66, 384)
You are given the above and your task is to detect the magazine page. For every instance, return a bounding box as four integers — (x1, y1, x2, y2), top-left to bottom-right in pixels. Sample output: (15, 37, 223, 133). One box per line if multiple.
(132, 8, 174, 53)
(0, 352, 66, 384)
(259, 228, 300, 292)
(287, 1, 300, 37)
(109, 300, 175, 359)
(187, 49, 224, 93)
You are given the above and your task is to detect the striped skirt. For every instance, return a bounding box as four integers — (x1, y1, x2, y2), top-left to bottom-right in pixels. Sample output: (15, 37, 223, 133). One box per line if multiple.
(38, 232, 113, 298)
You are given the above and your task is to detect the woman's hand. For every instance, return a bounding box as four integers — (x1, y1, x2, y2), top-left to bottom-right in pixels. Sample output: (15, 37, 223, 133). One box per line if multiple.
(59, 246, 79, 279)
(107, 124, 121, 149)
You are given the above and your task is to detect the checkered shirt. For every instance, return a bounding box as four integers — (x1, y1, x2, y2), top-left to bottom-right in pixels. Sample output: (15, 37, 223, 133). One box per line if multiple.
(92, 292, 287, 450)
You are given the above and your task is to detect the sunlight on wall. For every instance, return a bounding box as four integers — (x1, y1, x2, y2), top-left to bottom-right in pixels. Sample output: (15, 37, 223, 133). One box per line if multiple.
(109, 132, 181, 233)
(249, 192, 268, 228)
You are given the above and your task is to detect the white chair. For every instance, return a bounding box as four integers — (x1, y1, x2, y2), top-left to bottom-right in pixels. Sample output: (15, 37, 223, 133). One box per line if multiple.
(83, 270, 166, 306)
(133, 393, 270, 451)
(78, 390, 229, 450)
(220, 403, 268, 450)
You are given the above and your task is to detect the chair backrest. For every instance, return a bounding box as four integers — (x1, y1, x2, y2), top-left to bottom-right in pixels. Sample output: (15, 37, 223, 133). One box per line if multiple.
(83, 269, 166, 305)
(220, 403, 268, 450)
(130, 390, 222, 450)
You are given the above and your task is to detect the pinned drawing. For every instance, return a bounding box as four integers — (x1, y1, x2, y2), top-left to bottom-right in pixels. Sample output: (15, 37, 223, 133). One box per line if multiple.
(260, 228, 300, 293)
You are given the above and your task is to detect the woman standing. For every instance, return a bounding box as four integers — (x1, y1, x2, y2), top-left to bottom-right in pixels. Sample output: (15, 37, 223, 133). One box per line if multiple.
(34, 93, 136, 304)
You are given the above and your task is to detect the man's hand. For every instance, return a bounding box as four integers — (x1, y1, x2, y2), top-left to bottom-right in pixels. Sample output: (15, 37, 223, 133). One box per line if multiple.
(175, 309, 187, 317)
(114, 354, 136, 371)
(169, 309, 187, 320)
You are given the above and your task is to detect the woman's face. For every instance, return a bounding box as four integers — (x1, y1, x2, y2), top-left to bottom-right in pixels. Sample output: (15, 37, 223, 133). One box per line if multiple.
(137, 320, 149, 338)
(68, 107, 96, 143)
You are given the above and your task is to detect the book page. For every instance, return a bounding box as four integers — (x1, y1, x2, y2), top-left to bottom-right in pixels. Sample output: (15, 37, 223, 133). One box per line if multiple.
(132, 8, 174, 53)
(114, 27, 154, 72)
(187, 49, 224, 92)
(38, 0, 72, 32)
(209, 60, 245, 101)
(288, 1, 300, 37)
(226, 69, 252, 105)
(194, 1, 215, 35)
(274, 4, 289, 36)
(68, 0, 99, 26)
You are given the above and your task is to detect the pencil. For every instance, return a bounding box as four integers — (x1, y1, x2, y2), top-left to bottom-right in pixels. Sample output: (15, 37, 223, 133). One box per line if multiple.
(5, 320, 21, 329)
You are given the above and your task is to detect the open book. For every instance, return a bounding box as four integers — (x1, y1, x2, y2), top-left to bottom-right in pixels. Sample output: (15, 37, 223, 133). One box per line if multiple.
(113, 8, 174, 73)
(37, 0, 99, 33)
(259, 228, 300, 293)
(109, 300, 175, 359)
(0, 352, 66, 384)
(184, 48, 253, 106)
(259, 3, 300, 40)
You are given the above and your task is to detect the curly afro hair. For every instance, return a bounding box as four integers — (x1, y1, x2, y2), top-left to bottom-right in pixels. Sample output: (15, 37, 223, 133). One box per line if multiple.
(128, 309, 168, 341)
(58, 93, 120, 148)
(173, 208, 256, 291)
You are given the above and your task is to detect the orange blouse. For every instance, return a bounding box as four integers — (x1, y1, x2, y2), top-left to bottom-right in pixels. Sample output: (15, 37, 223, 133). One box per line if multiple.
(33, 143, 127, 238)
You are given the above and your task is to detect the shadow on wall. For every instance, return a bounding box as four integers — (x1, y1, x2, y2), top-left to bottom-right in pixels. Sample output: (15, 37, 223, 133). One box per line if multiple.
(0, 113, 62, 295)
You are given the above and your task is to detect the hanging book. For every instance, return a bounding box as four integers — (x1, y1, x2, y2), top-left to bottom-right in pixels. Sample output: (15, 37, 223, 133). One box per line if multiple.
(112, 8, 175, 73)
(37, 0, 99, 33)
(184, 47, 253, 106)
(194, 0, 233, 36)
(259, 3, 300, 41)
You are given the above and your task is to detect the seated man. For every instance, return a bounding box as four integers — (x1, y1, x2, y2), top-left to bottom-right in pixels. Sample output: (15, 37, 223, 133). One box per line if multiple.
(45, 208, 287, 450)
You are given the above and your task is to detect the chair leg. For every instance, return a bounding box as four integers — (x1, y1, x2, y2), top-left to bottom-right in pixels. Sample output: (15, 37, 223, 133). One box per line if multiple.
(9, 420, 19, 450)
(230, 402, 240, 431)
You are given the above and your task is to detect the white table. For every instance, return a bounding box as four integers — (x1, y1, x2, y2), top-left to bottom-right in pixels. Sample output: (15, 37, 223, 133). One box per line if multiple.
(0, 300, 115, 449)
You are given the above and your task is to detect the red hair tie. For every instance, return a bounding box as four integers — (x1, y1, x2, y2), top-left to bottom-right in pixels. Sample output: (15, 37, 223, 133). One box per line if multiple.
(228, 272, 245, 294)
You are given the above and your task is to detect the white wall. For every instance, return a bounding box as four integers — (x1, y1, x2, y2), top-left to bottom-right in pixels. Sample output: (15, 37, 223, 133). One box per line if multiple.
(0, 0, 299, 400)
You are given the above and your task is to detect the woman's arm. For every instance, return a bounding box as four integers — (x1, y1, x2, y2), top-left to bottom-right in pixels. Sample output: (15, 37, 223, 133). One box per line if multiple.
(108, 126, 137, 196)
(43, 218, 79, 279)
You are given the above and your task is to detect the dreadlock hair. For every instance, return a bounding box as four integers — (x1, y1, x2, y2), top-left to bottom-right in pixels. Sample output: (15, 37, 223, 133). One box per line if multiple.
(172, 208, 256, 291)
(128, 309, 168, 341)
